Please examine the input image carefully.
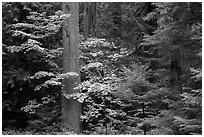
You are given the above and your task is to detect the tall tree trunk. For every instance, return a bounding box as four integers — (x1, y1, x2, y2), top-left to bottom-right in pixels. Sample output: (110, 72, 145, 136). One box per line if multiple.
(84, 2, 96, 38)
(111, 2, 121, 38)
(84, 2, 90, 38)
(90, 2, 96, 36)
(61, 2, 81, 133)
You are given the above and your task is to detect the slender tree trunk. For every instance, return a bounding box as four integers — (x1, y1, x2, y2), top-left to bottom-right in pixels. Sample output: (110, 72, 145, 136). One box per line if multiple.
(84, 2, 90, 38)
(90, 2, 96, 36)
(111, 2, 121, 38)
(84, 2, 96, 38)
(61, 2, 81, 133)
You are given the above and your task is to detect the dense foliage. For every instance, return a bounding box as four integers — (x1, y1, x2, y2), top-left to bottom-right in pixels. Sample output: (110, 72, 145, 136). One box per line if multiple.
(2, 2, 202, 135)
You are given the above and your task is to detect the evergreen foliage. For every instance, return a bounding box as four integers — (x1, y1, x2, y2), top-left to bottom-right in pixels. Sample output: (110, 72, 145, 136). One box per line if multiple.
(2, 2, 202, 135)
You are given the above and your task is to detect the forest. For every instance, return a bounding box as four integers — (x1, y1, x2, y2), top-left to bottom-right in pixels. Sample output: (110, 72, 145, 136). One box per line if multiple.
(2, 2, 202, 135)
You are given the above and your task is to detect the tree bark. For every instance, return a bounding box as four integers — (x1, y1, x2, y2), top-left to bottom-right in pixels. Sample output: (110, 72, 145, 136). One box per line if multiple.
(84, 2, 90, 38)
(84, 2, 96, 38)
(61, 2, 81, 133)
(111, 2, 121, 38)
(90, 2, 96, 36)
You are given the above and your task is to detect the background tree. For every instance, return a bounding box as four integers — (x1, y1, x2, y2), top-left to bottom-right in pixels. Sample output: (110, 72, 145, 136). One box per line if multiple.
(83, 2, 96, 38)
(140, 2, 202, 134)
